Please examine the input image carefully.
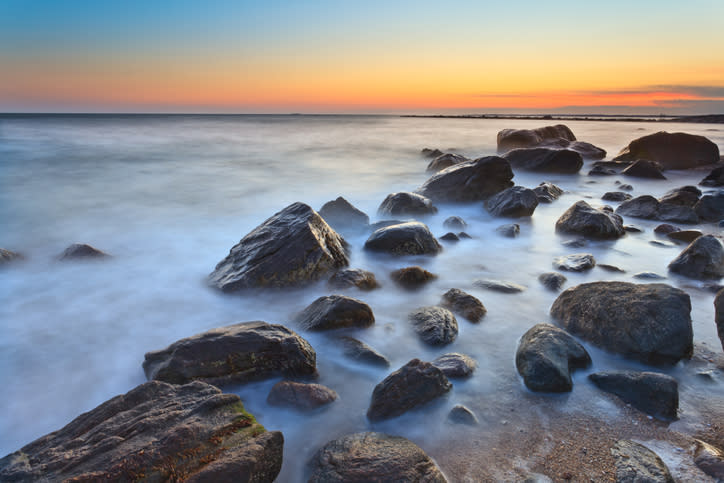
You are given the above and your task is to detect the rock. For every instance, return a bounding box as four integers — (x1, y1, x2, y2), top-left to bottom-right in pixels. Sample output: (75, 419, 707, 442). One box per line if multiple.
(440, 288, 486, 322)
(655, 223, 680, 235)
(695, 192, 724, 222)
(417, 156, 514, 202)
(667, 230, 702, 244)
(588, 166, 617, 176)
(614, 131, 720, 169)
(59, 243, 109, 260)
(602, 191, 633, 202)
(432, 352, 477, 378)
(474, 279, 526, 293)
(659, 186, 701, 206)
(550, 282, 693, 364)
(668, 235, 724, 279)
(409, 306, 458, 346)
(369, 219, 406, 231)
(427, 153, 468, 172)
(624, 225, 643, 233)
(328, 268, 379, 290)
(338, 336, 389, 367)
(553, 253, 596, 272)
(440, 232, 460, 242)
(367, 359, 451, 421)
(390, 266, 437, 289)
(633, 271, 666, 280)
(458, 231, 472, 239)
(566, 140, 607, 160)
(716, 289, 724, 351)
(307, 432, 447, 482)
(515, 323, 591, 392)
(0, 381, 283, 482)
(618, 183, 634, 191)
(421, 148, 444, 158)
(209, 202, 349, 291)
(589, 371, 678, 420)
(616, 196, 699, 224)
(610, 440, 674, 483)
(621, 159, 666, 179)
(561, 238, 587, 248)
(598, 264, 625, 273)
(143, 321, 317, 385)
(555, 201, 625, 239)
(650, 240, 677, 248)
(694, 440, 724, 480)
(0, 248, 23, 265)
(485, 186, 539, 217)
(318, 197, 370, 231)
(295, 295, 375, 331)
(656, 202, 700, 224)
(364, 221, 442, 256)
(496, 223, 520, 238)
(533, 182, 563, 203)
(700, 166, 724, 186)
(538, 272, 567, 291)
(378, 192, 437, 216)
(266, 380, 337, 410)
(448, 405, 478, 425)
(443, 216, 467, 230)
(497, 124, 576, 152)
(502, 148, 583, 173)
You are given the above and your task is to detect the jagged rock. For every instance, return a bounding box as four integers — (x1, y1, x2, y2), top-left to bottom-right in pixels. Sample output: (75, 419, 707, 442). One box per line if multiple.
(390, 266, 437, 289)
(538, 272, 567, 291)
(209, 202, 349, 290)
(502, 148, 583, 173)
(602, 191, 633, 202)
(553, 253, 596, 272)
(432, 353, 477, 378)
(266, 381, 337, 410)
(440, 288, 486, 322)
(328, 268, 379, 290)
(555, 201, 625, 239)
(589, 371, 678, 420)
(378, 192, 437, 216)
(409, 306, 458, 346)
(533, 182, 563, 203)
(143, 321, 317, 385)
(621, 159, 666, 179)
(295, 295, 374, 331)
(716, 289, 724, 351)
(0, 381, 283, 482)
(364, 222, 441, 256)
(367, 359, 451, 421)
(668, 235, 724, 280)
(338, 336, 389, 367)
(613, 131, 720, 169)
(700, 166, 724, 186)
(485, 186, 539, 217)
(667, 230, 702, 244)
(443, 216, 467, 230)
(318, 197, 370, 231)
(59, 243, 109, 260)
(610, 440, 674, 483)
(448, 405, 478, 425)
(421, 148, 444, 158)
(694, 439, 724, 480)
(0, 248, 23, 265)
(695, 192, 724, 222)
(427, 153, 468, 172)
(474, 279, 526, 293)
(417, 156, 514, 202)
(496, 223, 520, 238)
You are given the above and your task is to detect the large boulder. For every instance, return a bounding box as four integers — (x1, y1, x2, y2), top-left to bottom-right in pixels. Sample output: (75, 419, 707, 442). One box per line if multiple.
(502, 148, 583, 173)
(0, 381, 283, 482)
(143, 321, 317, 386)
(613, 131, 720, 169)
(295, 295, 374, 331)
(409, 306, 458, 346)
(589, 371, 678, 421)
(209, 202, 349, 291)
(610, 440, 674, 483)
(318, 197, 370, 231)
(716, 289, 724, 351)
(485, 186, 539, 217)
(515, 323, 591, 392)
(695, 192, 724, 222)
(440, 288, 486, 322)
(550, 282, 693, 364)
(367, 359, 451, 421)
(364, 222, 441, 256)
(266, 380, 337, 411)
(307, 432, 447, 482)
(416, 156, 514, 202)
(555, 201, 625, 239)
(668, 235, 724, 280)
(427, 153, 468, 172)
(378, 192, 437, 216)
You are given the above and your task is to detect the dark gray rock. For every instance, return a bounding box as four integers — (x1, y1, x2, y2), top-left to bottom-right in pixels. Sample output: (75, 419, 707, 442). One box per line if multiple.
(694, 440, 724, 480)
(295, 295, 374, 331)
(378, 192, 437, 216)
(533, 182, 563, 203)
(143, 321, 317, 385)
(650, 240, 678, 248)
(367, 359, 452, 421)
(561, 238, 587, 248)
(458, 231, 472, 239)
(485, 186, 539, 217)
(616, 196, 699, 224)
(538, 272, 567, 291)
(618, 183, 634, 191)
(307, 432, 447, 482)
(441, 288, 486, 322)
(633, 271, 666, 280)
(409, 306, 458, 346)
(655, 223, 680, 235)
(364, 221, 442, 256)
(440, 232, 460, 242)
(421, 148, 444, 158)
(328, 268, 379, 291)
(588, 166, 617, 176)
(624, 225, 644, 233)
(656, 203, 700, 224)
(59, 243, 109, 260)
(0, 248, 23, 265)
(621, 159, 666, 179)
(338, 336, 389, 367)
(700, 166, 724, 186)
(502, 148, 583, 173)
(614, 131, 720, 169)
(667, 230, 702, 244)
(417, 156, 514, 202)
(266, 380, 337, 410)
(390, 266, 437, 289)
(515, 323, 591, 392)
(589, 371, 678, 421)
(597, 264, 625, 273)
(209, 202, 349, 291)
(668, 235, 724, 280)
(427, 153, 468, 172)
(716, 289, 724, 351)
(602, 191, 633, 202)
(432, 352, 476, 378)
(610, 440, 674, 483)
(497, 124, 576, 152)
(553, 253, 596, 272)
(318, 197, 370, 230)
(659, 186, 701, 206)
(550, 282, 693, 364)
(0, 381, 283, 482)
(496, 223, 520, 238)
(695, 192, 724, 222)
(555, 201, 625, 239)
(448, 405, 478, 425)
(443, 216, 467, 230)
(474, 279, 526, 293)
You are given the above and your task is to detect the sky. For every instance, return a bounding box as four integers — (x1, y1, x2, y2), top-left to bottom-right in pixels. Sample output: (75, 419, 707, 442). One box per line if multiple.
(1, 0, 723, 114)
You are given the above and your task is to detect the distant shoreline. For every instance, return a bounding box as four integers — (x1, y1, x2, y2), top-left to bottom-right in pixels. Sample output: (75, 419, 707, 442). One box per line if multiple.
(401, 114, 724, 124)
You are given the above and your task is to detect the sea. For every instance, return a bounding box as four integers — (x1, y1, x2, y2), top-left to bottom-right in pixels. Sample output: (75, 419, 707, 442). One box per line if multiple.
(1, 114, 722, 480)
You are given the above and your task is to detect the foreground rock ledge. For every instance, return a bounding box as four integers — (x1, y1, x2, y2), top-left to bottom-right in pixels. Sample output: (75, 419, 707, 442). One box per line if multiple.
(0, 381, 283, 482)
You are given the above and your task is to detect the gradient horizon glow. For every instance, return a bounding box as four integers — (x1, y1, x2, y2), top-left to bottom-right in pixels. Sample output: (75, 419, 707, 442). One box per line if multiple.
(2, 0, 723, 114)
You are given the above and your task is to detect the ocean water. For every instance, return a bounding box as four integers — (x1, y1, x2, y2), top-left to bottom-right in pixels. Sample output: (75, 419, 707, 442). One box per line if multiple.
(0, 114, 722, 480)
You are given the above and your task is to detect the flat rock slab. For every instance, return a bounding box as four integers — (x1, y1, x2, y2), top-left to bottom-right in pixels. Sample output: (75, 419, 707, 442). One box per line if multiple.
(0, 381, 283, 482)
(266, 380, 337, 411)
(555, 201, 625, 239)
(589, 371, 679, 421)
(143, 321, 317, 386)
(474, 279, 526, 293)
(416, 156, 514, 202)
(364, 221, 442, 256)
(409, 306, 458, 346)
(338, 336, 390, 367)
(307, 432, 447, 482)
(553, 253, 596, 272)
(610, 440, 674, 483)
(432, 353, 477, 378)
(668, 234, 724, 280)
(295, 295, 375, 331)
(440, 288, 486, 322)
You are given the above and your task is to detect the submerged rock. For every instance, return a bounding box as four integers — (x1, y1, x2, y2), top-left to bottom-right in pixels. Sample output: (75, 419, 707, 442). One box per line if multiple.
(668, 235, 724, 280)
(0, 381, 283, 482)
(295, 295, 375, 331)
(497, 124, 576, 152)
(0, 248, 23, 265)
(555, 201, 625, 239)
(439, 232, 460, 242)
(533, 182, 564, 203)
(496, 223, 520, 238)
(427, 153, 468, 172)
(700, 166, 724, 186)
(338, 336, 389, 367)
(364, 221, 441, 256)
(432, 352, 477, 378)
(553, 253, 596, 272)
(421, 148, 444, 158)
(716, 289, 724, 351)
(588, 165, 616, 176)
(621, 159, 666, 179)
(502, 148, 583, 173)
(589, 371, 678, 421)
(59, 243, 109, 260)
(328, 268, 379, 290)
(474, 279, 526, 293)
(266, 380, 337, 411)
(613, 131, 720, 169)
(443, 216, 467, 230)
(417, 156, 514, 202)
(318, 196, 369, 231)
(610, 440, 674, 483)
(448, 405, 478, 425)
(441, 288, 486, 322)
(602, 191, 632, 202)
(616, 195, 699, 224)
(378, 191, 437, 216)
(655, 223, 681, 235)
(390, 266, 438, 289)
(538, 272, 567, 291)
(409, 306, 458, 346)
(485, 186, 539, 217)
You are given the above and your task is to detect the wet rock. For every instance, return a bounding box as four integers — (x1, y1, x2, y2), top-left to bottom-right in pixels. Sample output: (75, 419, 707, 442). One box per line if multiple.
(421, 147, 444, 158)
(659, 186, 701, 206)
(716, 289, 724, 351)
(613, 131, 720, 169)
(700, 166, 724, 186)
(633, 271, 666, 280)
(695, 192, 724, 222)
(602, 191, 633, 202)
(295, 295, 375, 331)
(654, 223, 680, 235)
(474, 279, 526, 293)
(621, 159, 666, 179)
(409, 306, 458, 346)
(589, 371, 678, 420)
(618, 183, 634, 191)
(367, 359, 452, 421)
(328, 268, 379, 291)
(650, 240, 677, 248)
(610, 440, 674, 483)
(598, 264, 625, 273)
(550, 282, 693, 365)
(496, 223, 520, 238)
(308, 432, 447, 482)
(440, 232, 460, 242)
(515, 323, 591, 392)
(378, 192, 437, 216)
(427, 153, 468, 172)
(502, 148, 583, 173)
(561, 238, 587, 248)
(538, 272, 567, 291)
(368, 219, 406, 231)
(0, 381, 283, 482)
(338, 336, 389, 367)
(318, 197, 370, 231)
(656, 203, 700, 224)
(694, 439, 724, 480)
(667, 230, 702, 244)
(441, 288, 486, 322)
(266, 380, 337, 410)
(485, 186, 539, 217)
(448, 405, 478, 425)
(209, 202, 349, 291)
(443, 216, 467, 230)
(59, 243, 109, 260)
(588, 165, 617, 176)
(553, 253, 596, 272)
(0, 248, 23, 265)
(624, 225, 644, 233)
(616, 196, 700, 224)
(364, 221, 442, 256)
(390, 266, 437, 289)
(417, 156, 514, 202)
(497, 124, 576, 152)
(668, 235, 724, 280)
(555, 201, 625, 239)
(143, 321, 317, 385)
(458, 231, 472, 239)
(533, 182, 564, 203)
(432, 352, 477, 378)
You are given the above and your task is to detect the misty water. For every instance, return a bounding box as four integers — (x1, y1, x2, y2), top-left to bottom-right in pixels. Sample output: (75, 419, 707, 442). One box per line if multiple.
(1, 114, 722, 480)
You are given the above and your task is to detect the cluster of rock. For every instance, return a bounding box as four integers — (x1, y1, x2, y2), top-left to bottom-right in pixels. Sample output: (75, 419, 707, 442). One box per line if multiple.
(615, 186, 723, 224)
